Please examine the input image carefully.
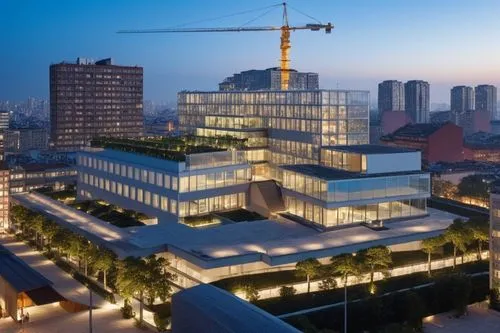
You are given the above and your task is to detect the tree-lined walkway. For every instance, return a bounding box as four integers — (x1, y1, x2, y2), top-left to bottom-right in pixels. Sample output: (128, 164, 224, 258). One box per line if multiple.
(0, 235, 106, 307)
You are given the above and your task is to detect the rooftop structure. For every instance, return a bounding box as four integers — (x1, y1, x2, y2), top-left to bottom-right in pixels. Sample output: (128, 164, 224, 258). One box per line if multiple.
(219, 68, 319, 91)
(13, 192, 458, 282)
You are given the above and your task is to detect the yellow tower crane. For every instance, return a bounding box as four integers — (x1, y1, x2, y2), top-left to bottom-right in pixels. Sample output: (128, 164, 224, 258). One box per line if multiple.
(118, 2, 332, 90)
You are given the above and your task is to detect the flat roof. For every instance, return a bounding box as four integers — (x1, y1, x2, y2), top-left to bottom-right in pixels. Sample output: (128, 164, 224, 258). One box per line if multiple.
(322, 144, 417, 154)
(0, 246, 53, 292)
(13, 192, 459, 269)
(280, 164, 425, 181)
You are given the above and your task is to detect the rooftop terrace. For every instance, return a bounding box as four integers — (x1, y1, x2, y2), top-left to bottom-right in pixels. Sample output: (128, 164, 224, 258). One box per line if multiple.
(90, 135, 246, 161)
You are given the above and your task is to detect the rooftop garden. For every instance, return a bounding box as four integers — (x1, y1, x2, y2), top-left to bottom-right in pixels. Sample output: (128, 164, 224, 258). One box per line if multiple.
(90, 135, 248, 161)
(69, 200, 148, 228)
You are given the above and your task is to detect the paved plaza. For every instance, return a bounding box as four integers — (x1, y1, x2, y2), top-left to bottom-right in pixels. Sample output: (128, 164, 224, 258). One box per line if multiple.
(423, 304, 500, 333)
(0, 306, 147, 333)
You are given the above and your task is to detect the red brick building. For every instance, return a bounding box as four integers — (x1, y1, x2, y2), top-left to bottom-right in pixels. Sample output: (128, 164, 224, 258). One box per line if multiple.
(380, 122, 464, 163)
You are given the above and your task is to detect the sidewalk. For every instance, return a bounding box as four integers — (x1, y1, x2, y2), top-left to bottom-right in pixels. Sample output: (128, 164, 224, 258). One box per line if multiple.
(0, 235, 106, 307)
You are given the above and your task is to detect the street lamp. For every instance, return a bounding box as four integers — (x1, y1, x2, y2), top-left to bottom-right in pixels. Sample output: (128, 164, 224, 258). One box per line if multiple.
(344, 252, 357, 333)
(89, 289, 93, 333)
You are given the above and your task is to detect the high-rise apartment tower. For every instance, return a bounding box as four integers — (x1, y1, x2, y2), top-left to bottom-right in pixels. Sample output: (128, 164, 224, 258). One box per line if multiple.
(378, 80, 405, 113)
(405, 80, 430, 123)
(50, 57, 144, 151)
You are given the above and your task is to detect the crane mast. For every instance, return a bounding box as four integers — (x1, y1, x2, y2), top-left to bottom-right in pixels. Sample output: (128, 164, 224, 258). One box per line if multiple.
(118, 2, 332, 90)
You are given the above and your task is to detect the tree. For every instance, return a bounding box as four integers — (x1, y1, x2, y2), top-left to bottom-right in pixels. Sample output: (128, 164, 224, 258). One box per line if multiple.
(41, 219, 59, 250)
(116, 255, 174, 325)
(420, 235, 445, 276)
(143, 255, 174, 305)
(30, 214, 46, 248)
(330, 254, 362, 333)
(92, 247, 116, 289)
(467, 217, 489, 261)
(330, 254, 362, 288)
(9, 205, 31, 233)
(358, 246, 392, 294)
(296, 258, 322, 293)
(279, 286, 296, 299)
(457, 175, 489, 205)
(116, 257, 148, 325)
(241, 284, 260, 303)
(51, 228, 72, 258)
(444, 219, 472, 268)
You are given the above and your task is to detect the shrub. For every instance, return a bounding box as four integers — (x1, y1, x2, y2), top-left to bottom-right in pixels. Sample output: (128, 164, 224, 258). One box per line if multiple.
(121, 301, 135, 319)
(279, 286, 297, 299)
(242, 284, 260, 303)
(154, 313, 170, 332)
(318, 276, 337, 291)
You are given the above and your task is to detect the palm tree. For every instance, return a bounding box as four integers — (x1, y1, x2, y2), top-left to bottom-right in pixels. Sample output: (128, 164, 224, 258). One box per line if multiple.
(331, 253, 362, 333)
(296, 258, 322, 293)
(467, 217, 489, 261)
(444, 218, 472, 268)
(357, 246, 392, 293)
(421, 235, 445, 276)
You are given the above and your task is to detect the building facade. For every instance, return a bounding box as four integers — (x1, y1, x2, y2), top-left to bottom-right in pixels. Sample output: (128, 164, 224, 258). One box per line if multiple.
(4, 128, 49, 153)
(405, 80, 430, 123)
(475, 85, 497, 120)
(219, 68, 319, 91)
(490, 184, 500, 293)
(451, 86, 474, 114)
(77, 148, 252, 224)
(9, 163, 77, 193)
(378, 80, 405, 113)
(178, 90, 370, 178)
(0, 164, 9, 231)
(380, 122, 464, 163)
(50, 57, 144, 151)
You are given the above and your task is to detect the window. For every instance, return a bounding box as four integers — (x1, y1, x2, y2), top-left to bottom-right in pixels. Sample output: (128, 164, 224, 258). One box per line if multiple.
(172, 177, 178, 191)
(161, 196, 168, 211)
(130, 186, 136, 200)
(137, 188, 143, 202)
(156, 173, 163, 187)
(144, 191, 151, 205)
(123, 184, 129, 198)
(170, 199, 177, 214)
(180, 177, 189, 192)
(148, 171, 155, 185)
(164, 175, 171, 189)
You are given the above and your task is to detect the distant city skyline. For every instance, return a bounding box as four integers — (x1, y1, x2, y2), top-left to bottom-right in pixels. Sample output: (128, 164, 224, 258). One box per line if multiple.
(1, 0, 499, 103)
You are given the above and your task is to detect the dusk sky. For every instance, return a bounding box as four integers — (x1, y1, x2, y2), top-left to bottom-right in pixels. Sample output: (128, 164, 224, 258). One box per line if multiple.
(1, 0, 499, 105)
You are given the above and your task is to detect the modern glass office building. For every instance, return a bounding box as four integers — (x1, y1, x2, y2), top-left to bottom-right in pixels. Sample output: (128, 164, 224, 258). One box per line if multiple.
(178, 90, 370, 177)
